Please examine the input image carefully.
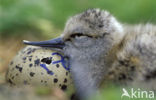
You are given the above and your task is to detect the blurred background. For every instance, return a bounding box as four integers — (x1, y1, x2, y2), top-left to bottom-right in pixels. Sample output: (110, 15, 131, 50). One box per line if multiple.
(0, 0, 156, 99)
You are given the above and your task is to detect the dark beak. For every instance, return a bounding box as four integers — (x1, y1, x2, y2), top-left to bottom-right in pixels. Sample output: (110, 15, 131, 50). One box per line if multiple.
(23, 37, 65, 49)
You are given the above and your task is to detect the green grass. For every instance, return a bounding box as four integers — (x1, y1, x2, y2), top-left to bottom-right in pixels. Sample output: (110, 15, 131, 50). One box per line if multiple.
(0, 0, 156, 37)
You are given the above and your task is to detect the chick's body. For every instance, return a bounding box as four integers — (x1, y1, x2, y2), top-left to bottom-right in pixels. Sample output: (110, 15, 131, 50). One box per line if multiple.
(22, 8, 156, 100)
(104, 24, 156, 88)
(62, 9, 156, 98)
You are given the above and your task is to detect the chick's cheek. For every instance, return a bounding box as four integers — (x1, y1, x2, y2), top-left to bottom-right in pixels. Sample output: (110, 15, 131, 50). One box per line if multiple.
(73, 36, 94, 47)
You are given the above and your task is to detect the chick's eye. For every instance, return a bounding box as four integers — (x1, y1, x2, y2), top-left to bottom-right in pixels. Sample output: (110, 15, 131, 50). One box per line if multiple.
(70, 33, 84, 38)
(65, 33, 93, 41)
(64, 33, 83, 41)
(70, 33, 92, 38)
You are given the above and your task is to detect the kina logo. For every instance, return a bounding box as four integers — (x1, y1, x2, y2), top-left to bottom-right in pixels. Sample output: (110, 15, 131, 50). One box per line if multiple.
(121, 88, 154, 99)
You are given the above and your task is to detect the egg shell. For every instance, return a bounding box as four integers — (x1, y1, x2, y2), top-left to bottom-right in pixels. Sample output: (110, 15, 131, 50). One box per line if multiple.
(6, 46, 72, 91)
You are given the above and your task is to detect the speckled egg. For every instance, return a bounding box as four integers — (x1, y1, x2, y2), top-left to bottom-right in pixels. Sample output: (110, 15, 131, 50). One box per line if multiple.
(6, 46, 72, 91)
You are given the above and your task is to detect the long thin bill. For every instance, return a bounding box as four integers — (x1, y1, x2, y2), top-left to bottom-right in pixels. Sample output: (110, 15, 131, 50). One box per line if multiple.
(23, 37, 65, 49)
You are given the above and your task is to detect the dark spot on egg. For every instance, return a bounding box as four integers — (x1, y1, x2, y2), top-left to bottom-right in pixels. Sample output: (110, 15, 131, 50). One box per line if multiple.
(34, 59, 40, 66)
(10, 61, 13, 65)
(27, 48, 36, 55)
(66, 72, 68, 76)
(16, 73, 19, 76)
(29, 72, 35, 77)
(61, 85, 67, 91)
(64, 78, 67, 83)
(22, 57, 27, 60)
(28, 56, 33, 61)
(8, 79, 15, 85)
(27, 51, 31, 55)
(54, 78, 58, 83)
(15, 65, 23, 73)
(29, 63, 33, 67)
(29, 58, 32, 61)
(41, 57, 52, 64)
(56, 64, 59, 68)
(11, 76, 14, 80)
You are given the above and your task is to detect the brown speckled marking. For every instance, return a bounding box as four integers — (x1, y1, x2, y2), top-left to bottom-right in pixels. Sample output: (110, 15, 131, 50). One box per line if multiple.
(29, 64, 33, 67)
(66, 72, 68, 76)
(15, 65, 23, 72)
(34, 59, 40, 66)
(61, 84, 67, 91)
(29, 72, 35, 77)
(54, 78, 58, 83)
(8, 79, 15, 85)
(56, 64, 59, 68)
(41, 80, 43, 83)
(10, 61, 13, 65)
(64, 78, 67, 83)
(41, 57, 52, 64)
